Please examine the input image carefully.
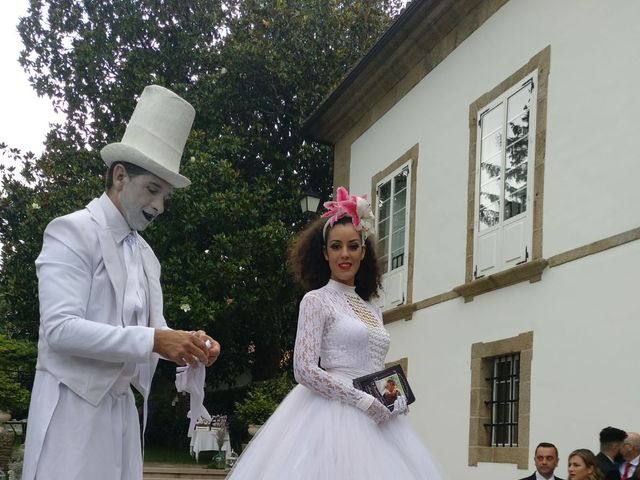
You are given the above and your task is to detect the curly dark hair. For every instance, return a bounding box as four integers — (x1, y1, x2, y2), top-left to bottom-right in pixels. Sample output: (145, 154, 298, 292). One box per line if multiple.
(288, 216, 382, 300)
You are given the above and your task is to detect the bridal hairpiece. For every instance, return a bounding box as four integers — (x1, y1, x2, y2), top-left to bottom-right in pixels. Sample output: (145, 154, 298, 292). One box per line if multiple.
(321, 186, 375, 241)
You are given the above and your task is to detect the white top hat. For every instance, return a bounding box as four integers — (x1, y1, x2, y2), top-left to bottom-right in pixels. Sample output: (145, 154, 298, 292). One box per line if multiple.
(101, 85, 195, 188)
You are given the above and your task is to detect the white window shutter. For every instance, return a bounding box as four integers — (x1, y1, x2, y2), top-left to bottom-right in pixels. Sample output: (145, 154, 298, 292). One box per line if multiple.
(472, 71, 537, 278)
(502, 217, 527, 267)
(383, 268, 405, 308)
(476, 230, 498, 277)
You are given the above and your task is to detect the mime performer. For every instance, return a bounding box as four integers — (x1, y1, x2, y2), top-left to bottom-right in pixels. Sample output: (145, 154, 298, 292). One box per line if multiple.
(21, 85, 220, 480)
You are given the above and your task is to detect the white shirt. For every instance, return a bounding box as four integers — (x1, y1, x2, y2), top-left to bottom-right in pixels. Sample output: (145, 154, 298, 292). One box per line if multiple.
(620, 455, 640, 478)
(536, 471, 556, 480)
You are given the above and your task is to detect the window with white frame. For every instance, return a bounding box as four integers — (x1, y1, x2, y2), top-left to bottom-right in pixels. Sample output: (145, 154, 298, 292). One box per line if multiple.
(376, 164, 410, 308)
(474, 73, 537, 278)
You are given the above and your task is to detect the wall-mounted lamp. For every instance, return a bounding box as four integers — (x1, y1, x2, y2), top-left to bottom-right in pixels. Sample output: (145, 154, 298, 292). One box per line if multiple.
(299, 191, 321, 215)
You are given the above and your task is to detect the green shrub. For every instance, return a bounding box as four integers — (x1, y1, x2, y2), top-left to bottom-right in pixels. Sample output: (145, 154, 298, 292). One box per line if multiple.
(233, 374, 295, 427)
(234, 390, 277, 427)
(0, 335, 37, 418)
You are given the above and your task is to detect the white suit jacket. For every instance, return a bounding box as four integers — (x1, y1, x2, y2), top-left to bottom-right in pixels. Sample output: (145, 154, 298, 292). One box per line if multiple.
(23, 194, 169, 480)
(33, 193, 165, 404)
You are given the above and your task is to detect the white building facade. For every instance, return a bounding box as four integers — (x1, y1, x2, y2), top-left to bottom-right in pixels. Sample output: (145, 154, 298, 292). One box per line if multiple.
(304, 1, 640, 478)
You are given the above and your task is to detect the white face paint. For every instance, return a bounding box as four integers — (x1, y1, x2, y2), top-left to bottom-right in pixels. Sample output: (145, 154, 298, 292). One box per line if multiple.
(114, 170, 173, 231)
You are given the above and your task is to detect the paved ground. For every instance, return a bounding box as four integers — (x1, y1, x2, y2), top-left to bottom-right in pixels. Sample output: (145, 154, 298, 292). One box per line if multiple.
(143, 462, 229, 479)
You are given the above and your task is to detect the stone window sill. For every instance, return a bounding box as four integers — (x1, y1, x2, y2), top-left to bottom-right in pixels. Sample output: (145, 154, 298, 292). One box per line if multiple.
(453, 258, 548, 302)
(469, 446, 529, 469)
(382, 303, 417, 324)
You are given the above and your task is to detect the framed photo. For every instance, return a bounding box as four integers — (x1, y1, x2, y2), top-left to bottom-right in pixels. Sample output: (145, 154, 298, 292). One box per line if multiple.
(353, 364, 415, 411)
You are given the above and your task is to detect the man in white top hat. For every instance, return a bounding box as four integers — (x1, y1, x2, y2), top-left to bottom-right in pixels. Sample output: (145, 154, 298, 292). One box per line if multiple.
(21, 85, 221, 480)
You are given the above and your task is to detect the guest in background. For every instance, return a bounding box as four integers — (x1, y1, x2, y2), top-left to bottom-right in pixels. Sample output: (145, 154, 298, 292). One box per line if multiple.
(597, 426, 627, 480)
(519, 442, 563, 480)
(568, 449, 604, 480)
(619, 432, 640, 479)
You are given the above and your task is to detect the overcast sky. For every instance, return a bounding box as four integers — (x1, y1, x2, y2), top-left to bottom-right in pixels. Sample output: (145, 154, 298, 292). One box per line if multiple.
(0, 1, 60, 160)
(0, 1, 412, 162)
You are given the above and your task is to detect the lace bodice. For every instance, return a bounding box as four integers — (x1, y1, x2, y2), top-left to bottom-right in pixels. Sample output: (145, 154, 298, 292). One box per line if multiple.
(293, 280, 390, 409)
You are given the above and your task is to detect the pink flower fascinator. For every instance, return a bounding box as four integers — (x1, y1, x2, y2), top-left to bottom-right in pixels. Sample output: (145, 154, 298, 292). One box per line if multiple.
(321, 186, 376, 241)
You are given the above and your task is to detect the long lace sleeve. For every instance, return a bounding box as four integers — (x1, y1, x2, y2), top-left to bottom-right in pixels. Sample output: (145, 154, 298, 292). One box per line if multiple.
(293, 293, 369, 409)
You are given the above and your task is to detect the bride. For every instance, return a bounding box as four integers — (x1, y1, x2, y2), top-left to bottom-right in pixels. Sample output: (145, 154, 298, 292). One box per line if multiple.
(226, 187, 445, 479)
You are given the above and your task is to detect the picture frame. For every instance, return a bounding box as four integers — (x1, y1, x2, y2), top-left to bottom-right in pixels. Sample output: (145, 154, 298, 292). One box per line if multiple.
(353, 364, 415, 411)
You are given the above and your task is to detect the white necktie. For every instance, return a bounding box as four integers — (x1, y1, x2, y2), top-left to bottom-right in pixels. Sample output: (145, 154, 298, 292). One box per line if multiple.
(123, 232, 143, 326)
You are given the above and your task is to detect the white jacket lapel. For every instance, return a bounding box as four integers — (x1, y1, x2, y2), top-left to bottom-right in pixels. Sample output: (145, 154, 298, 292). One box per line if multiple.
(139, 241, 163, 328)
(86, 198, 126, 326)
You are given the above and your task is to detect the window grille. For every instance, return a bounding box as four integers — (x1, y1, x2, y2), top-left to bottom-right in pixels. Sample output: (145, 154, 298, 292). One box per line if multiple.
(484, 353, 520, 446)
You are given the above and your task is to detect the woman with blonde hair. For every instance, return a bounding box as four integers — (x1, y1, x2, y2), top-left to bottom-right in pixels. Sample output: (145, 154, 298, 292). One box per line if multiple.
(568, 449, 604, 480)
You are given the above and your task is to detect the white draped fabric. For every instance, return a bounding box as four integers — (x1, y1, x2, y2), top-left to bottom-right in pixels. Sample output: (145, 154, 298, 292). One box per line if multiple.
(175, 360, 211, 436)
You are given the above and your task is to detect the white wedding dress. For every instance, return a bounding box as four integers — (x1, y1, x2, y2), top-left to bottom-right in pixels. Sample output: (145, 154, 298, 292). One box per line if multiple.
(226, 279, 445, 479)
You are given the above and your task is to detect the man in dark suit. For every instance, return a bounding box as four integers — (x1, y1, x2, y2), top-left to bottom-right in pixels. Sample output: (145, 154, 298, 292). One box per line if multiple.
(597, 426, 627, 480)
(518, 442, 564, 480)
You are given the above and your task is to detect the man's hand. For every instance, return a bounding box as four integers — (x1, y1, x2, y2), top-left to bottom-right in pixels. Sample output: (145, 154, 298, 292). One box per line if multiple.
(192, 330, 221, 367)
(153, 329, 212, 367)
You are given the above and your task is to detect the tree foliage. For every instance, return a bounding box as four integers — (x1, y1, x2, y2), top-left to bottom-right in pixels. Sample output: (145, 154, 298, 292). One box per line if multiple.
(1, 0, 404, 434)
(233, 373, 295, 431)
(0, 334, 37, 418)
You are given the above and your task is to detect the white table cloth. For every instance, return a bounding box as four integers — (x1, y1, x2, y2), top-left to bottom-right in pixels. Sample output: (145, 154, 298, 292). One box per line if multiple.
(189, 426, 231, 462)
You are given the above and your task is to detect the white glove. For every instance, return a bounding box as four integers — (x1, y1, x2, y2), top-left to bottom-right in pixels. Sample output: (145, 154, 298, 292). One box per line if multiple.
(390, 395, 409, 416)
(365, 395, 409, 424)
(365, 398, 392, 424)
